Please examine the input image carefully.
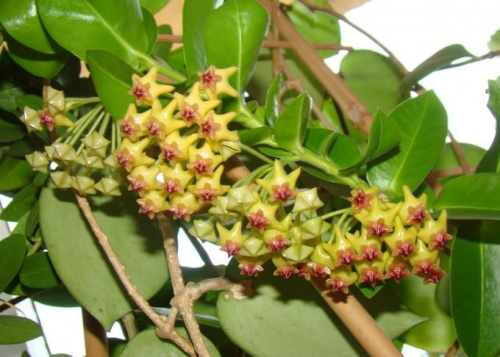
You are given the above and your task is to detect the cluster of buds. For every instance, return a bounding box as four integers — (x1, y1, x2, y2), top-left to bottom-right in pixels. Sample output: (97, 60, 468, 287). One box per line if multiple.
(191, 160, 452, 294)
(113, 66, 241, 219)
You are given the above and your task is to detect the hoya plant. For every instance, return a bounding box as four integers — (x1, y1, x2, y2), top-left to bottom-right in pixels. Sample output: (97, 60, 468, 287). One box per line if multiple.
(0, 0, 499, 356)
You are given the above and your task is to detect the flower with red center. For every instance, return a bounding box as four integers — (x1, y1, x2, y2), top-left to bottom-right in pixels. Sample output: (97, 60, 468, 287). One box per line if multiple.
(138, 199, 156, 217)
(169, 204, 190, 221)
(349, 188, 373, 212)
(129, 80, 152, 106)
(385, 263, 411, 283)
(115, 149, 134, 171)
(199, 114, 221, 140)
(238, 262, 264, 277)
(220, 241, 241, 256)
(307, 262, 331, 278)
(271, 183, 295, 204)
(161, 142, 181, 163)
(392, 239, 416, 259)
(267, 236, 291, 252)
(412, 260, 436, 276)
(406, 204, 429, 227)
(145, 117, 166, 138)
(176, 102, 200, 125)
(359, 267, 384, 287)
(296, 264, 309, 279)
(367, 218, 393, 239)
(357, 244, 382, 262)
(246, 209, 270, 234)
(164, 178, 182, 195)
(429, 231, 452, 250)
(336, 248, 357, 266)
(198, 66, 222, 92)
(120, 118, 140, 139)
(326, 277, 349, 294)
(188, 156, 213, 177)
(196, 183, 219, 204)
(127, 176, 146, 193)
(274, 265, 296, 279)
(39, 110, 55, 131)
(423, 266, 445, 284)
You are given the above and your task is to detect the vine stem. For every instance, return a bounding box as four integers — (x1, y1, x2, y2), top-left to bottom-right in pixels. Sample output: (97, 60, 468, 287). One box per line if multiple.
(82, 309, 108, 357)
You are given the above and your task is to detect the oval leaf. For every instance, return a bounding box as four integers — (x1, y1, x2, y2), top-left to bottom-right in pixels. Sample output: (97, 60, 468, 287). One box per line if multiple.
(0, 156, 36, 192)
(0, 316, 42, 345)
(0, 185, 38, 221)
(217, 261, 426, 357)
(140, 0, 169, 14)
(367, 91, 448, 199)
(0, 118, 26, 143)
(0, 234, 26, 291)
(204, 0, 269, 92)
(434, 173, 500, 220)
(264, 75, 281, 126)
(274, 93, 312, 151)
(39, 188, 169, 329)
(477, 79, 500, 173)
(20, 251, 59, 289)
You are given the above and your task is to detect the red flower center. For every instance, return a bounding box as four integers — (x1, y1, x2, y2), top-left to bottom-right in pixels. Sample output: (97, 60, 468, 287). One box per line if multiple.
(246, 210, 270, 234)
(267, 236, 291, 252)
(220, 241, 241, 256)
(349, 189, 373, 212)
(274, 266, 296, 279)
(239, 262, 264, 277)
(39, 111, 55, 131)
(367, 218, 392, 239)
(272, 183, 295, 203)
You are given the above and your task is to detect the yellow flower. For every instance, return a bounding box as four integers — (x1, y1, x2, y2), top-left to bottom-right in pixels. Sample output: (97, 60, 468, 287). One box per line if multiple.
(146, 99, 185, 139)
(114, 138, 155, 171)
(160, 131, 199, 164)
(187, 142, 222, 177)
(198, 112, 239, 151)
(129, 67, 174, 106)
(174, 83, 220, 126)
(257, 160, 300, 204)
(137, 190, 169, 219)
(119, 103, 154, 141)
(127, 165, 161, 195)
(398, 185, 429, 228)
(169, 192, 203, 220)
(198, 66, 239, 99)
(188, 166, 229, 205)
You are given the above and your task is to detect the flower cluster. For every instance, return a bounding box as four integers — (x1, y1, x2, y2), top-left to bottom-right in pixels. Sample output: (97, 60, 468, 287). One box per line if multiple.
(191, 161, 452, 294)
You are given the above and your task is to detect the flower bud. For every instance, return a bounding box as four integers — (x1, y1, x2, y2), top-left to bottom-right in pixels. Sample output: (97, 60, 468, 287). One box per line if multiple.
(190, 220, 217, 243)
(50, 171, 72, 188)
(292, 188, 324, 218)
(94, 177, 121, 196)
(282, 244, 314, 263)
(25, 151, 49, 173)
(71, 176, 96, 195)
(81, 132, 110, 158)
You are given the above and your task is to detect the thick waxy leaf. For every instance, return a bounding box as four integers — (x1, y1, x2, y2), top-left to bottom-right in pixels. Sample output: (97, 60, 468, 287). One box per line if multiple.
(204, 0, 269, 92)
(287, 1, 340, 58)
(32, 284, 78, 307)
(434, 143, 486, 173)
(140, 0, 169, 14)
(274, 94, 312, 151)
(121, 328, 220, 357)
(20, 251, 59, 289)
(451, 222, 500, 357)
(477, 79, 500, 173)
(367, 91, 448, 199)
(400, 45, 474, 93)
(0, 156, 36, 191)
(142, 8, 158, 55)
(0, 83, 24, 114)
(217, 261, 426, 357)
(0, 185, 38, 221)
(341, 111, 400, 173)
(488, 30, 500, 51)
(434, 173, 500, 220)
(239, 127, 274, 146)
(154, 25, 173, 60)
(37, 0, 151, 67)
(265, 75, 281, 126)
(329, 133, 362, 169)
(87, 50, 135, 119)
(340, 50, 405, 114)
(39, 188, 169, 330)
(0, 316, 42, 344)
(0, 118, 25, 143)
(183, 0, 217, 75)
(0, 234, 26, 291)
(304, 128, 335, 156)
(0, 0, 59, 54)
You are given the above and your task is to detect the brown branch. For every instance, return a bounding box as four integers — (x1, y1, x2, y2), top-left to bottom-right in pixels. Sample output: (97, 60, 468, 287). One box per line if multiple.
(445, 339, 460, 357)
(157, 34, 353, 51)
(0, 295, 30, 313)
(82, 309, 108, 357)
(121, 312, 138, 340)
(444, 50, 500, 69)
(447, 130, 473, 174)
(74, 193, 195, 357)
(271, 0, 281, 77)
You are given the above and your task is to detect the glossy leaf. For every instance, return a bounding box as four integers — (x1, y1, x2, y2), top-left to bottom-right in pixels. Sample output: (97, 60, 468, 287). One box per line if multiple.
(37, 0, 151, 67)
(0, 83, 24, 113)
(367, 91, 448, 199)
(217, 261, 426, 357)
(0, 234, 26, 291)
(265, 75, 281, 126)
(434, 143, 486, 173)
(20, 252, 59, 289)
(328, 133, 362, 169)
(0, 316, 42, 344)
(434, 173, 500, 220)
(142, 7, 158, 55)
(0, 117, 25, 143)
(304, 128, 335, 156)
(39, 188, 169, 329)
(341, 110, 400, 173)
(274, 93, 312, 151)
(488, 30, 500, 51)
(239, 127, 274, 146)
(153, 25, 173, 60)
(400, 45, 474, 93)
(451, 222, 500, 357)
(0, 156, 36, 191)
(0, 0, 59, 54)
(87, 50, 135, 119)
(0, 185, 38, 221)
(121, 328, 220, 357)
(340, 50, 405, 114)
(204, 0, 269, 92)
(477, 79, 500, 173)
(31, 284, 78, 307)
(140, 0, 169, 14)
(183, 0, 217, 76)
(287, 0, 340, 58)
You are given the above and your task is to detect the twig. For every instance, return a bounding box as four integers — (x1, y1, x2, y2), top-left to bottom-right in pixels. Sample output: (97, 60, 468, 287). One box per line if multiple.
(74, 193, 195, 356)
(122, 312, 138, 340)
(157, 34, 353, 51)
(82, 309, 109, 357)
(271, 0, 281, 77)
(0, 295, 30, 313)
(443, 50, 500, 69)
(447, 130, 472, 174)
(445, 339, 460, 357)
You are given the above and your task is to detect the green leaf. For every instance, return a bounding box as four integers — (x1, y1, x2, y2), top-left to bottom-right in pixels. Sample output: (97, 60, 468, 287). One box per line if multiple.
(142, 7, 158, 55)
(0, 117, 25, 143)
(451, 223, 500, 357)
(274, 93, 312, 151)
(434, 173, 500, 220)
(183, 0, 217, 76)
(0, 83, 24, 113)
(87, 50, 135, 119)
(0, 0, 59, 54)
(0, 156, 36, 191)
(0, 185, 38, 221)
(239, 127, 274, 146)
(477, 79, 500, 173)
(7, 36, 68, 78)
(32, 284, 79, 307)
(121, 328, 220, 357)
(39, 188, 169, 330)
(140, 0, 169, 14)
(328, 133, 362, 169)
(153, 25, 173, 60)
(20, 252, 59, 289)
(264, 75, 281, 126)
(204, 0, 269, 92)
(434, 143, 486, 173)
(304, 128, 335, 156)
(367, 91, 448, 199)
(37, 0, 151, 67)
(217, 261, 426, 357)
(7, 139, 37, 158)
(488, 30, 500, 51)
(340, 110, 400, 173)
(340, 50, 405, 114)
(287, 0, 340, 58)
(0, 316, 42, 344)
(400, 44, 474, 94)
(0, 234, 26, 291)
